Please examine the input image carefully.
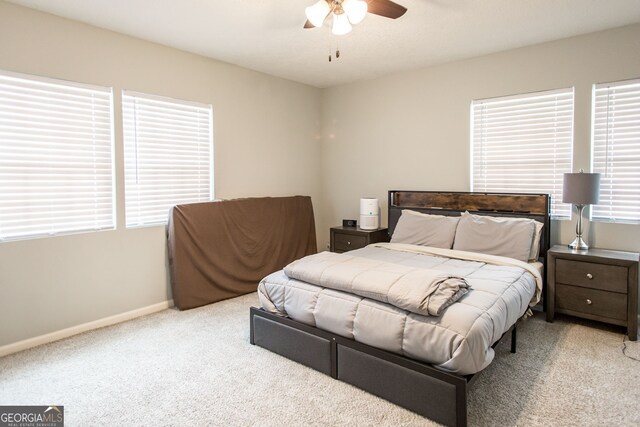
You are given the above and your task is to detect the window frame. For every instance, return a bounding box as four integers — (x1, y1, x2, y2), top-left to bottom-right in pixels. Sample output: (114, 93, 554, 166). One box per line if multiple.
(470, 87, 575, 220)
(0, 69, 116, 242)
(121, 90, 214, 228)
(590, 78, 640, 224)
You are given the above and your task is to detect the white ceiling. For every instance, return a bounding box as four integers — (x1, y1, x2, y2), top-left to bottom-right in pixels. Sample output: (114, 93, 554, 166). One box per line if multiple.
(7, 0, 640, 88)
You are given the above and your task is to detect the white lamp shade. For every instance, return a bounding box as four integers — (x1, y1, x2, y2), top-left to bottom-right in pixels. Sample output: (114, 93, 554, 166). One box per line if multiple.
(344, 0, 368, 25)
(305, 0, 331, 27)
(332, 13, 352, 35)
(562, 172, 601, 205)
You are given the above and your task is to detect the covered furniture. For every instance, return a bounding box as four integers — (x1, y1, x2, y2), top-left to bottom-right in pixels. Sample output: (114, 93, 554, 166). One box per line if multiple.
(168, 196, 317, 310)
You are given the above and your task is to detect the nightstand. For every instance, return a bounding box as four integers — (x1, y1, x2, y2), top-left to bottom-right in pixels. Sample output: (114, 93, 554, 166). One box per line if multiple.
(546, 245, 639, 340)
(330, 226, 389, 253)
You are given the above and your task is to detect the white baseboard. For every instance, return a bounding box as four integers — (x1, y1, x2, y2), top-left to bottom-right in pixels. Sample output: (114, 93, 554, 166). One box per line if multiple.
(0, 299, 174, 358)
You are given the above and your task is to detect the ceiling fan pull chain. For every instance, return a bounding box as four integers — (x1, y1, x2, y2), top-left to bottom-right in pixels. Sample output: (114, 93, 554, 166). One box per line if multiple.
(328, 39, 341, 62)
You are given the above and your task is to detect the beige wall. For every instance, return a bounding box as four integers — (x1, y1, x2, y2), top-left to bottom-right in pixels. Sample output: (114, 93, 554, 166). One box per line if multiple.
(318, 24, 640, 253)
(0, 2, 322, 346)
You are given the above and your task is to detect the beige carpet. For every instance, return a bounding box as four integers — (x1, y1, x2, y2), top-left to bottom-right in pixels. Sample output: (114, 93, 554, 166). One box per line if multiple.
(1, 293, 639, 426)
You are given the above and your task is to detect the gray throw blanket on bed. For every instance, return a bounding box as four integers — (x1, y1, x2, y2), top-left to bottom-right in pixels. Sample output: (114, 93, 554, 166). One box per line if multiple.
(283, 251, 469, 316)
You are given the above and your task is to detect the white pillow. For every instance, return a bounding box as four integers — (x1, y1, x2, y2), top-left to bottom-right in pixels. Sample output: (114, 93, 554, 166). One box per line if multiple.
(529, 220, 544, 261)
(477, 214, 543, 261)
(462, 213, 544, 260)
(391, 210, 460, 249)
(452, 212, 536, 262)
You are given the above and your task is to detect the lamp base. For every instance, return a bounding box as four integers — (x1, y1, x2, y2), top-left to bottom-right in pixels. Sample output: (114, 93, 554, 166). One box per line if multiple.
(568, 236, 589, 251)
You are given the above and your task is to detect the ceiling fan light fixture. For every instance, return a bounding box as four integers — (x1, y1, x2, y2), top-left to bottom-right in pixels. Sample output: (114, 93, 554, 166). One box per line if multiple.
(332, 12, 352, 35)
(305, 0, 331, 27)
(343, 0, 368, 25)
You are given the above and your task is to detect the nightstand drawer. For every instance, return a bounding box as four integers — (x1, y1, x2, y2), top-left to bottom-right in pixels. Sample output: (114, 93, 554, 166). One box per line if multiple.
(556, 259, 627, 293)
(333, 233, 367, 252)
(556, 284, 627, 321)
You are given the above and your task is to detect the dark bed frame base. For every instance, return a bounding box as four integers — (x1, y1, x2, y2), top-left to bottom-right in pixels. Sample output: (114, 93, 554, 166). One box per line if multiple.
(250, 191, 548, 427)
(250, 306, 516, 427)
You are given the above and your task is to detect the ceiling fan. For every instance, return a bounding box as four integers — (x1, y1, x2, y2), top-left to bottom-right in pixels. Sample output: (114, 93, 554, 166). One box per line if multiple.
(304, 0, 407, 36)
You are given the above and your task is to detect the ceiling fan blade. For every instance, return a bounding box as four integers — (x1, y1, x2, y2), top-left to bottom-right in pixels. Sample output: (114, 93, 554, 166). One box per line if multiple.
(365, 0, 407, 19)
(303, 19, 315, 29)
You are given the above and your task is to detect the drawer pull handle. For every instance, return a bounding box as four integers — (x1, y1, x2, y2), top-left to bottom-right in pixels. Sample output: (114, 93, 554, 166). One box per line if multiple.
(586, 299, 592, 305)
(586, 273, 593, 280)
(347, 241, 351, 246)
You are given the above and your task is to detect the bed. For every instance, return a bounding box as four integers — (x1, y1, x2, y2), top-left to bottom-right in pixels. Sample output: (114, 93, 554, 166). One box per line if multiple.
(249, 191, 550, 427)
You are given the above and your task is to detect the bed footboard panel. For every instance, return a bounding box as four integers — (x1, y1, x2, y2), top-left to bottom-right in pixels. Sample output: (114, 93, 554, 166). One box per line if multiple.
(250, 307, 334, 376)
(250, 307, 468, 427)
(336, 343, 466, 426)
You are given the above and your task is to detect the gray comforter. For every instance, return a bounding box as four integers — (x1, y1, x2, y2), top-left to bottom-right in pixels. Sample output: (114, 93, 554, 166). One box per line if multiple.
(284, 251, 469, 316)
(258, 243, 541, 375)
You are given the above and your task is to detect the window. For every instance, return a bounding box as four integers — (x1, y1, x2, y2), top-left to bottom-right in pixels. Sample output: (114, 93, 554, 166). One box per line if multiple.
(471, 88, 574, 219)
(591, 79, 640, 223)
(122, 91, 213, 227)
(0, 70, 114, 242)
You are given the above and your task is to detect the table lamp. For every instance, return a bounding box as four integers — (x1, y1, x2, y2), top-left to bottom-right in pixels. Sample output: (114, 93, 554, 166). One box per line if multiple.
(562, 170, 601, 250)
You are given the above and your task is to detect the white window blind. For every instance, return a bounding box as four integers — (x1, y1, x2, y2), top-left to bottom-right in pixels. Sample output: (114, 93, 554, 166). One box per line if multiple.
(122, 91, 213, 227)
(0, 70, 115, 242)
(471, 88, 574, 219)
(591, 79, 640, 223)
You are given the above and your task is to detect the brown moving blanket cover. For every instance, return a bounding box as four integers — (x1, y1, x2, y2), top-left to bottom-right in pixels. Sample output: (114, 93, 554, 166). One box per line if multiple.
(168, 196, 317, 310)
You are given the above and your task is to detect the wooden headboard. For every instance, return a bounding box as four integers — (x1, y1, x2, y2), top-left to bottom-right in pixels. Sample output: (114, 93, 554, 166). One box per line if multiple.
(388, 190, 551, 261)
